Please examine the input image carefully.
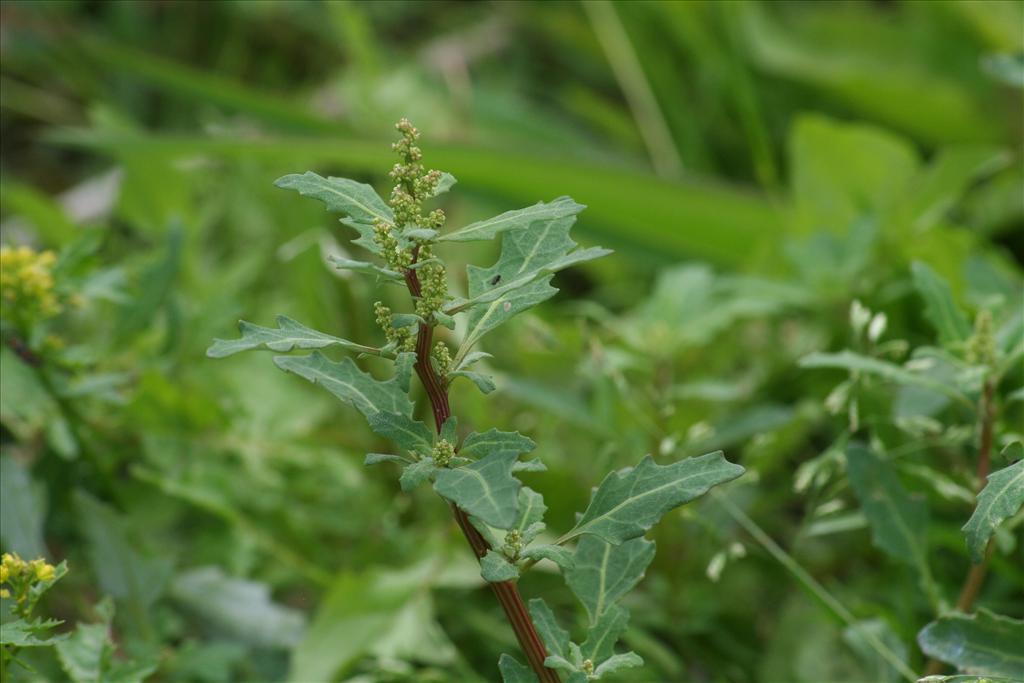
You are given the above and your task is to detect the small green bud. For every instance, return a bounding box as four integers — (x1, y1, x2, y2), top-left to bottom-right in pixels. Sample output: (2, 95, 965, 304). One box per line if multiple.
(967, 310, 996, 367)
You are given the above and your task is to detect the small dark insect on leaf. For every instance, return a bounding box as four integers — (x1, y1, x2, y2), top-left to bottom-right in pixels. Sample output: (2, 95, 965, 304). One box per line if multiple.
(490, 275, 502, 286)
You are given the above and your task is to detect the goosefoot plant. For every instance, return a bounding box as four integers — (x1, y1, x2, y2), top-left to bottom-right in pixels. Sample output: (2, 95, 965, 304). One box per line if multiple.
(208, 120, 745, 682)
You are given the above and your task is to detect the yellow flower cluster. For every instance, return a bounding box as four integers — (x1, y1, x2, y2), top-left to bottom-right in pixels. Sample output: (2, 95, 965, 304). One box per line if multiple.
(0, 552, 57, 601)
(0, 245, 62, 325)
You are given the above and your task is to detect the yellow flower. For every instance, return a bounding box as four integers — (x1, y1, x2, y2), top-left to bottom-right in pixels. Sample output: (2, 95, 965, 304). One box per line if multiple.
(31, 559, 55, 582)
(0, 244, 63, 326)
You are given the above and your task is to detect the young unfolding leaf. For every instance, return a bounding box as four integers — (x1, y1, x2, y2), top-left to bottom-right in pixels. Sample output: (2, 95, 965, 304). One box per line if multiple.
(515, 487, 547, 537)
(917, 610, 1024, 678)
(470, 487, 547, 553)
(275, 172, 392, 254)
(455, 215, 610, 361)
(433, 452, 522, 528)
(498, 654, 539, 683)
(400, 460, 437, 492)
(327, 255, 402, 281)
(580, 603, 630, 665)
(481, 550, 520, 583)
(439, 196, 584, 243)
(512, 460, 547, 473)
(912, 261, 971, 346)
(566, 536, 655, 624)
(594, 652, 644, 678)
(430, 172, 457, 197)
(364, 453, 411, 466)
(520, 544, 574, 571)
(527, 598, 569, 659)
(460, 429, 536, 460)
(450, 246, 611, 314)
(367, 411, 434, 454)
(207, 316, 378, 358)
(273, 351, 415, 420)
(448, 369, 497, 394)
(962, 459, 1024, 563)
(562, 452, 744, 545)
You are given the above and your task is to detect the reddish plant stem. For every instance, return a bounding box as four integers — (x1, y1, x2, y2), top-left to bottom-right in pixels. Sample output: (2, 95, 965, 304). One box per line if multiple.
(923, 378, 997, 677)
(403, 259, 560, 683)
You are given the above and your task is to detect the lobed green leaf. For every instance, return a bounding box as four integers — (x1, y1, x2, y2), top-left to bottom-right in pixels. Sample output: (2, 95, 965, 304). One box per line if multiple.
(580, 603, 630, 665)
(367, 411, 434, 454)
(454, 214, 610, 362)
(273, 351, 416, 420)
(566, 535, 654, 625)
(481, 550, 520, 583)
(440, 196, 584, 242)
(433, 451, 522, 528)
(275, 171, 392, 254)
(528, 598, 570, 659)
(563, 452, 744, 545)
(498, 654, 539, 683)
(460, 429, 536, 460)
(962, 460, 1024, 563)
(207, 315, 378, 358)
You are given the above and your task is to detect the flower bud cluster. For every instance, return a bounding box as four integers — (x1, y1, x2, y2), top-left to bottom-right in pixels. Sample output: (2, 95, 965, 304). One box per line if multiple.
(432, 438, 455, 467)
(502, 529, 523, 558)
(0, 245, 62, 328)
(432, 340, 452, 375)
(371, 120, 450, 317)
(373, 219, 412, 271)
(415, 246, 448, 318)
(967, 310, 996, 367)
(374, 301, 416, 352)
(1, 553, 58, 606)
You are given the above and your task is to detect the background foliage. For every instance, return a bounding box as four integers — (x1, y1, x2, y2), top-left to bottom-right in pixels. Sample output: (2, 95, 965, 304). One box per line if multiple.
(0, 1, 1021, 682)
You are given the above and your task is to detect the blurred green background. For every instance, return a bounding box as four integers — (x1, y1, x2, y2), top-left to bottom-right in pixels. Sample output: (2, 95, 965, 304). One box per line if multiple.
(1, 1, 1022, 682)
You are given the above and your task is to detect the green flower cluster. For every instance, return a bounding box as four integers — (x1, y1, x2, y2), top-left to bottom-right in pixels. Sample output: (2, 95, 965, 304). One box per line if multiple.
(431, 340, 452, 374)
(371, 119, 449, 319)
(374, 301, 416, 352)
(967, 310, 996, 367)
(431, 438, 454, 467)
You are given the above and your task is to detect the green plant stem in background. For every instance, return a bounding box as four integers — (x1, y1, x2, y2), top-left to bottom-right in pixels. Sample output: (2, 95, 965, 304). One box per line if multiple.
(583, 0, 683, 178)
(714, 492, 918, 683)
(403, 248, 560, 683)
